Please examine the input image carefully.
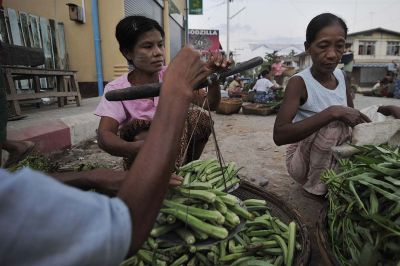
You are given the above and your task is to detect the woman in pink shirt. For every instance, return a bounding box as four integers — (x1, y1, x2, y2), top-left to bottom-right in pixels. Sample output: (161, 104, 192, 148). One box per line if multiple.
(95, 16, 228, 170)
(271, 56, 287, 86)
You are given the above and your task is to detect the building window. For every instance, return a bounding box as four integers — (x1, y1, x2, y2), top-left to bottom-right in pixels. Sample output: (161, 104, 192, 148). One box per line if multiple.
(387, 41, 400, 56)
(358, 41, 375, 55)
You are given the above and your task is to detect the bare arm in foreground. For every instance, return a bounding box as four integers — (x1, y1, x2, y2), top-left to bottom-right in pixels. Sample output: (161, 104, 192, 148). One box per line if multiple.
(117, 46, 213, 255)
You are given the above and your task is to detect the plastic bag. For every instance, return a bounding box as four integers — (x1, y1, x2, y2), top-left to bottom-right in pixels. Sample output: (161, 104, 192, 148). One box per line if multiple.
(332, 105, 400, 158)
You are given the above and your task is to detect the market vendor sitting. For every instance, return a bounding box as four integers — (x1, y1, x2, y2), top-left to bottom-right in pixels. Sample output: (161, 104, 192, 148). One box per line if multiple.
(227, 74, 243, 98)
(370, 71, 395, 97)
(252, 69, 279, 103)
(273, 13, 371, 196)
(95, 16, 230, 171)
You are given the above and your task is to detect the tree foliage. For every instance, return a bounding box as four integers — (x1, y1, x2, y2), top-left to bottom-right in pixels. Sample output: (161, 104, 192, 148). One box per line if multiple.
(264, 50, 278, 65)
(288, 49, 296, 57)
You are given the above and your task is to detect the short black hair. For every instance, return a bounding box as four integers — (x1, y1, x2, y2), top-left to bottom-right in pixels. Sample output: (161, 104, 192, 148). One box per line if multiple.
(260, 69, 269, 77)
(115, 15, 165, 59)
(306, 13, 348, 44)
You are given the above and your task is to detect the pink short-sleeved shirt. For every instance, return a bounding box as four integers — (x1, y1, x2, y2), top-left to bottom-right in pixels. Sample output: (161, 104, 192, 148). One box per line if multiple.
(95, 67, 167, 126)
(271, 62, 284, 76)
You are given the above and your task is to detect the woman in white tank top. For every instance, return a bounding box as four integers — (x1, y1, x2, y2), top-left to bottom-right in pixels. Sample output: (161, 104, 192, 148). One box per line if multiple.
(273, 13, 371, 195)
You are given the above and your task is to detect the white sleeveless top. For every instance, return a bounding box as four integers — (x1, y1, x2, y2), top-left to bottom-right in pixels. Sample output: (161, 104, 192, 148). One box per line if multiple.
(293, 67, 347, 122)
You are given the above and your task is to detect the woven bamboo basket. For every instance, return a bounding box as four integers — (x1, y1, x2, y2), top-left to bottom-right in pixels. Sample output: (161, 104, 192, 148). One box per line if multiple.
(316, 205, 339, 266)
(242, 103, 277, 116)
(70, 175, 311, 265)
(216, 97, 242, 115)
(233, 181, 311, 266)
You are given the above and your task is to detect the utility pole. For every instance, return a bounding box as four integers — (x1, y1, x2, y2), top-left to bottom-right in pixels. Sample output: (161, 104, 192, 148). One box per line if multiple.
(185, 0, 189, 44)
(227, 0, 230, 56)
(163, 0, 170, 64)
(226, 0, 245, 59)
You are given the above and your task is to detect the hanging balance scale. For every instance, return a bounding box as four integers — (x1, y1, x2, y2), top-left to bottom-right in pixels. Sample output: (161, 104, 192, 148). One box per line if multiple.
(106, 56, 264, 246)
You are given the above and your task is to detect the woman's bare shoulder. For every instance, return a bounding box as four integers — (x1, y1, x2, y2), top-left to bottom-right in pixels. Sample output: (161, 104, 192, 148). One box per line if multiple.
(286, 75, 306, 91)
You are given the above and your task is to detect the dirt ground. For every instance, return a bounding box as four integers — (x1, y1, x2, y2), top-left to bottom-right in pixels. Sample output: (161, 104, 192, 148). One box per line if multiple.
(50, 95, 400, 266)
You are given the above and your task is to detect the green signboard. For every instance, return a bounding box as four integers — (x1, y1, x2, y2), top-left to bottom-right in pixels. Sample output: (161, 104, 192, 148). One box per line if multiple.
(189, 0, 203, 15)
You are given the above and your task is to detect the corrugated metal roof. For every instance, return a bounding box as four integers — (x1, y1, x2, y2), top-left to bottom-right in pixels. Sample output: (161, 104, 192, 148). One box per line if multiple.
(348, 28, 400, 37)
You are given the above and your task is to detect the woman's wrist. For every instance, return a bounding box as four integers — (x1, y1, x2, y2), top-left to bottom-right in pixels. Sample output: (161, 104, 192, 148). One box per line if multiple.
(126, 140, 144, 157)
(326, 105, 343, 121)
(162, 80, 193, 103)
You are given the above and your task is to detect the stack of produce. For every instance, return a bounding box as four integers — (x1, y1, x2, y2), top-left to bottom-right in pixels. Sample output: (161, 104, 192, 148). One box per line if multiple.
(10, 154, 59, 172)
(122, 196, 301, 266)
(121, 187, 300, 266)
(177, 158, 241, 191)
(322, 145, 400, 266)
(152, 186, 253, 243)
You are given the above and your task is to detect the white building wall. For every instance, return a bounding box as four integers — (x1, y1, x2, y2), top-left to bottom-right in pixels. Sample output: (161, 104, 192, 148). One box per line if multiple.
(351, 31, 400, 63)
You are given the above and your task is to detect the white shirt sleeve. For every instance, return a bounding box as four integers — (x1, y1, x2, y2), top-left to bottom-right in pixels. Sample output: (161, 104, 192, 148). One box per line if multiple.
(265, 79, 274, 89)
(0, 168, 131, 266)
(252, 79, 263, 91)
(253, 78, 274, 92)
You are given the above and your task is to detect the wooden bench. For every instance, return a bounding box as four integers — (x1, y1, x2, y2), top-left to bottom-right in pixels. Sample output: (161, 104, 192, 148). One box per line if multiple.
(2, 65, 82, 117)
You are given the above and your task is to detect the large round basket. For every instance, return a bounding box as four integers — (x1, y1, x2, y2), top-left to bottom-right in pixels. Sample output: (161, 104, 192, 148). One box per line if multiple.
(316, 205, 339, 266)
(242, 103, 277, 116)
(232, 181, 311, 266)
(216, 98, 242, 115)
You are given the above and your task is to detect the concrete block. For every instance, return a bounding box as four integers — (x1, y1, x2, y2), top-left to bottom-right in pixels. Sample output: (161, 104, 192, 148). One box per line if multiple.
(7, 120, 71, 153)
(61, 114, 100, 146)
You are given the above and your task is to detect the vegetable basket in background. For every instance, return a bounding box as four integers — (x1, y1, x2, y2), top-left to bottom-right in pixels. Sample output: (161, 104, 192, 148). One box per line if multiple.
(216, 97, 242, 115)
(242, 102, 280, 116)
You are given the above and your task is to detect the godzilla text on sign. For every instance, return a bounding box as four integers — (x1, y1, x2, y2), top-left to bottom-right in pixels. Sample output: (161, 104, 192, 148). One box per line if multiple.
(188, 29, 221, 53)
